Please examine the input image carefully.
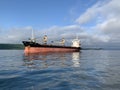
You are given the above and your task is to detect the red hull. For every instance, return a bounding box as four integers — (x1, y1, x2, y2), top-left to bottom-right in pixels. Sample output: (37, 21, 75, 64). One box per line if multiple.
(24, 46, 80, 53)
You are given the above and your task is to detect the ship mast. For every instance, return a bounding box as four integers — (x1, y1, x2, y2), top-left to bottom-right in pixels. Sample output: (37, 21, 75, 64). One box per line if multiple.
(31, 28, 35, 42)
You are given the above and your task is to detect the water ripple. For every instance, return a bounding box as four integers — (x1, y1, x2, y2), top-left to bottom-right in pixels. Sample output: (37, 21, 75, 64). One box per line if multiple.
(0, 50, 120, 90)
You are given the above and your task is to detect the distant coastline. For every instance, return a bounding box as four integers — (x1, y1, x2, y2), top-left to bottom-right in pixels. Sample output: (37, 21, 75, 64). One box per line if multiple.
(0, 44, 119, 50)
(0, 44, 24, 50)
(81, 48, 102, 50)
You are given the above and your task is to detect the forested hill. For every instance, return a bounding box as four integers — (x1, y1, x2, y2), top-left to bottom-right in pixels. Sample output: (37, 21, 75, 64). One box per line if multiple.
(0, 44, 24, 50)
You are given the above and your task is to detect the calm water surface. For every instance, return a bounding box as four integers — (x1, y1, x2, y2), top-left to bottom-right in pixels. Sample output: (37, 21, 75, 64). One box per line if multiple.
(0, 50, 120, 90)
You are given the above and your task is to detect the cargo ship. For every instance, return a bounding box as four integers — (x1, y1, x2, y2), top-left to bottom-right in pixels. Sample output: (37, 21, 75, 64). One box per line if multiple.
(22, 30, 81, 53)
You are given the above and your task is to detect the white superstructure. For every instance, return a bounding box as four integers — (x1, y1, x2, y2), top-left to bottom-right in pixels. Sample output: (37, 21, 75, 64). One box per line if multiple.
(72, 37, 80, 47)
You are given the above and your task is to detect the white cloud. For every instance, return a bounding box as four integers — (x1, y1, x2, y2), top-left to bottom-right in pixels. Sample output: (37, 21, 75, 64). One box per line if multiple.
(75, 2, 101, 24)
(99, 18, 120, 35)
(75, 0, 120, 48)
(0, 27, 32, 43)
(100, 0, 120, 18)
(75, 0, 120, 25)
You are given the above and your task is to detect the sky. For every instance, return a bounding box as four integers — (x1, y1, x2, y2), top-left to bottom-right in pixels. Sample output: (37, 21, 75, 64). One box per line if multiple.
(0, 0, 120, 49)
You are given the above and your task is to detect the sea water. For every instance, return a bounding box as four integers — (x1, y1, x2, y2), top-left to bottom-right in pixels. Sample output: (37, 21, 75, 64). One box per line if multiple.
(0, 50, 120, 90)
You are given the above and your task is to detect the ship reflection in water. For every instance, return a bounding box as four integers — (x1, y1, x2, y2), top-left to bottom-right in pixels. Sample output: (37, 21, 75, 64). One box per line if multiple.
(23, 52, 81, 69)
(72, 52, 80, 67)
